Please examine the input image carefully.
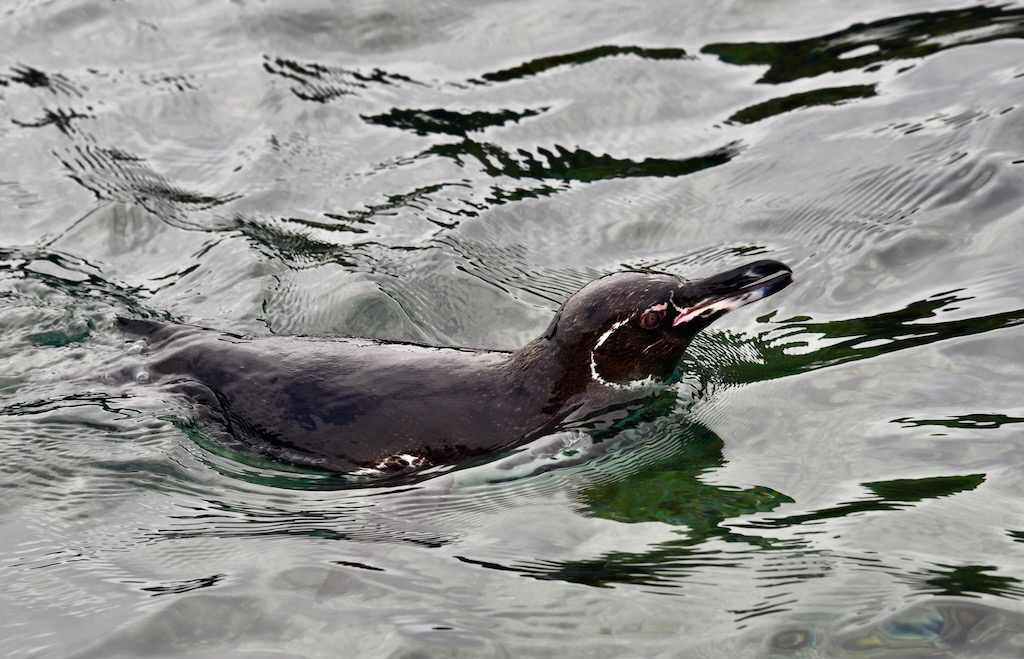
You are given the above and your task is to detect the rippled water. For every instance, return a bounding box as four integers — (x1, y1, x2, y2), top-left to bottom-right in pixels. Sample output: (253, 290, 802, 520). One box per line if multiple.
(4, 1, 1024, 656)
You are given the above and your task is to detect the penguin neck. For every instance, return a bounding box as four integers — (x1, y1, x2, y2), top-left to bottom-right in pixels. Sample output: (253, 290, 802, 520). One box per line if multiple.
(505, 335, 596, 418)
(504, 331, 679, 430)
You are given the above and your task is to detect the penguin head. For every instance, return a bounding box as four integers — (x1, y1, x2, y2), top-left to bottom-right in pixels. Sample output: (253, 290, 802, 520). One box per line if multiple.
(544, 260, 793, 385)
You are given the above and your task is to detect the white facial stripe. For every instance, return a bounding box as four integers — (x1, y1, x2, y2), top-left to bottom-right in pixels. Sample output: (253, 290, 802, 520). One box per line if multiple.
(589, 318, 661, 390)
(672, 288, 767, 326)
(590, 318, 628, 382)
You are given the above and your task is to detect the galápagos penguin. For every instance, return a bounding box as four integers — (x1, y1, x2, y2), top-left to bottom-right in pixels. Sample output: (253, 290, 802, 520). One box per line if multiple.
(118, 260, 792, 478)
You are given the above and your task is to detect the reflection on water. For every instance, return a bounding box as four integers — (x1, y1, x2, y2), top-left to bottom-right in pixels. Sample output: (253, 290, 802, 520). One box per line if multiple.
(725, 289, 1024, 386)
(4, 0, 1024, 656)
(704, 5, 1024, 85)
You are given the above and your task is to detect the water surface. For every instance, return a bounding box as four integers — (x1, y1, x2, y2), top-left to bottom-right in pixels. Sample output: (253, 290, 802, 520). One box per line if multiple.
(4, 1, 1024, 656)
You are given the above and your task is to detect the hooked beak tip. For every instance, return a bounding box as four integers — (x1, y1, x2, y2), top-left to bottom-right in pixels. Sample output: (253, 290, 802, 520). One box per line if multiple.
(672, 261, 793, 326)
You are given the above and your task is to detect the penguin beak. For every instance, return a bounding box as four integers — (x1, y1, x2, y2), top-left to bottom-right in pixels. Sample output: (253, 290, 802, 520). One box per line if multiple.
(672, 260, 793, 326)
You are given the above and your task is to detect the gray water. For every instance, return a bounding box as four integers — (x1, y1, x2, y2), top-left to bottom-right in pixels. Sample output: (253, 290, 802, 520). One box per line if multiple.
(4, 1, 1024, 656)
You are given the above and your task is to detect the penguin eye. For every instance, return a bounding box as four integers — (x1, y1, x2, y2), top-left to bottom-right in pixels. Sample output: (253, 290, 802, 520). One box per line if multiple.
(639, 307, 665, 329)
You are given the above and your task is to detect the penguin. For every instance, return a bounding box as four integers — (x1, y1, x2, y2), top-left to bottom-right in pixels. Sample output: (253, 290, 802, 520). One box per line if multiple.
(118, 260, 792, 476)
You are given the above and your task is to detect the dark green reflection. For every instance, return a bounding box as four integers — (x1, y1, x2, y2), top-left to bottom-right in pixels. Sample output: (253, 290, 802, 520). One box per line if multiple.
(729, 292, 1024, 384)
(12, 107, 92, 136)
(703, 5, 1024, 84)
(477, 45, 692, 83)
(140, 575, 224, 596)
(459, 419, 797, 588)
(727, 85, 876, 124)
(263, 57, 421, 103)
(893, 413, 1024, 429)
(2, 64, 80, 93)
(904, 563, 1024, 599)
(26, 326, 91, 346)
(363, 107, 547, 136)
(459, 462, 985, 588)
(865, 475, 985, 501)
(427, 139, 739, 182)
(738, 474, 984, 530)
(577, 419, 792, 535)
(264, 45, 693, 103)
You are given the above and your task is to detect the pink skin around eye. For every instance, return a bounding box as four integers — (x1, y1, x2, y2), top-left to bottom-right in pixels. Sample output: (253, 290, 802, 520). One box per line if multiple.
(640, 302, 668, 329)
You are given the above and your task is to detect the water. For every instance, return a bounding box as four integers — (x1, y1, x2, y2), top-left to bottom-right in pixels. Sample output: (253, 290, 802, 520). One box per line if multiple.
(4, 0, 1024, 656)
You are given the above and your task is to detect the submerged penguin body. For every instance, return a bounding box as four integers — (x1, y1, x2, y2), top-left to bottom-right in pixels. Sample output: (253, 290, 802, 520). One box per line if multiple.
(120, 260, 792, 476)
(121, 325, 542, 472)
